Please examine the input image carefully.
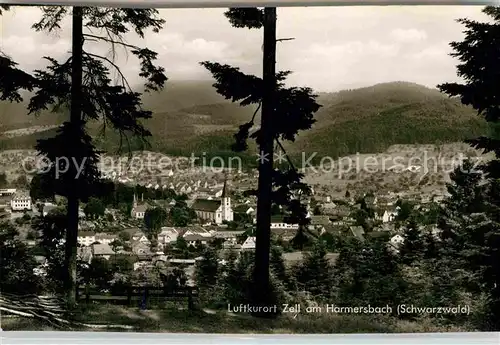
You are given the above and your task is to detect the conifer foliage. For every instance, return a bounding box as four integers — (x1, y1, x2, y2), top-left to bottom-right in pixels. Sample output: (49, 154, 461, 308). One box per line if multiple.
(399, 217, 425, 265)
(201, 7, 320, 316)
(438, 6, 500, 179)
(6, 6, 168, 306)
(0, 6, 37, 102)
(438, 6, 500, 329)
(195, 246, 219, 289)
(294, 242, 333, 300)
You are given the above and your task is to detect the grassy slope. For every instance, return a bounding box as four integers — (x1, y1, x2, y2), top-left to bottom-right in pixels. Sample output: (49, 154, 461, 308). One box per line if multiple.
(0, 81, 488, 165)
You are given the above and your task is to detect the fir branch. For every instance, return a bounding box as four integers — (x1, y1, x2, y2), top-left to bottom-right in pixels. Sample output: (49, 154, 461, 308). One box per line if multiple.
(275, 138, 297, 171)
(83, 51, 132, 92)
(224, 8, 264, 29)
(82, 33, 137, 50)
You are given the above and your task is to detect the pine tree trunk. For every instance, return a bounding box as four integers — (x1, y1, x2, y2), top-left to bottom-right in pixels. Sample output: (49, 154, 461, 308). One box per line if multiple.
(64, 6, 83, 308)
(252, 7, 277, 318)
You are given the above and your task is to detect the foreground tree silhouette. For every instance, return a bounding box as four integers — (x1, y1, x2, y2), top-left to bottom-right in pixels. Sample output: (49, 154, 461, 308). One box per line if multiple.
(201, 7, 320, 317)
(438, 6, 500, 329)
(24, 6, 167, 306)
(0, 5, 37, 102)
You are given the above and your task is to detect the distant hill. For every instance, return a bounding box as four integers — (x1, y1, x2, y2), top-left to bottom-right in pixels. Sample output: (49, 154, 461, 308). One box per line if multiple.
(289, 82, 488, 160)
(0, 95, 68, 133)
(0, 81, 489, 166)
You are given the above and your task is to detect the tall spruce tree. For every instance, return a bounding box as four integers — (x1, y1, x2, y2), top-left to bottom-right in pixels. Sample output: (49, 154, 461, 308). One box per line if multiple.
(15, 6, 167, 306)
(0, 222, 41, 295)
(399, 216, 425, 265)
(295, 241, 333, 300)
(201, 7, 320, 316)
(195, 246, 220, 289)
(438, 160, 486, 253)
(269, 245, 287, 283)
(335, 239, 406, 307)
(438, 8, 500, 327)
(435, 162, 489, 298)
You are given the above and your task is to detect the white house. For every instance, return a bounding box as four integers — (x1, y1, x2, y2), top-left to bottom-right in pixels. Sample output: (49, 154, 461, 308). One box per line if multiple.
(77, 231, 96, 246)
(382, 210, 398, 223)
(184, 234, 209, 246)
(134, 261, 152, 271)
(95, 233, 116, 245)
(158, 227, 179, 244)
(241, 236, 256, 250)
(132, 231, 151, 245)
(10, 193, 32, 211)
(213, 230, 245, 246)
(192, 179, 233, 225)
(390, 234, 405, 247)
(270, 215, 299, 230)
(234, 204, 255, 215)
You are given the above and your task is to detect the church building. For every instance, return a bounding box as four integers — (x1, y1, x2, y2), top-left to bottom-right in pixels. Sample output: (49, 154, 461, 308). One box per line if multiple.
(192, 178, 233, 225)
(131, 194, 149, 220)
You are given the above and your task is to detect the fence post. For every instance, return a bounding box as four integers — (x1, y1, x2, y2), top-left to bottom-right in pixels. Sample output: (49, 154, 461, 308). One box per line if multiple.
(85, 285, 90, 304)
(187, 287, 194, 311)
(142, 287, 149, 310)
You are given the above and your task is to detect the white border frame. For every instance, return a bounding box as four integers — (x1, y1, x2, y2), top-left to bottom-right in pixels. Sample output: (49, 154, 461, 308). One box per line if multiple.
(0, 0, 499, 7)
(1, 331, 500, 344)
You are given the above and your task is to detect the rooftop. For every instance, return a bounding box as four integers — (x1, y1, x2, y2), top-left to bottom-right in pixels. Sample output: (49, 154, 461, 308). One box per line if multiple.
(192, 199, 221, 212)
(95, 233, 117, 240)
(184, 234, 209, 242)
(309, 215, 331, 226)
(350, 226, 366, 242)
(179, 226, 211, 236)
(282, 252, 339, 266)
(213, 230, 245, 238)
(92, 243, 114, 256)
(234, 204, 255, 213)
(132, 204, 149, 213)
(159, 227, 178, 235)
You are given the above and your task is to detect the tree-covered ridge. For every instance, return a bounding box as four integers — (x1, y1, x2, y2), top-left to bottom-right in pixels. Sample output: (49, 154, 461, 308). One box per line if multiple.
(1, 81, 488, 165)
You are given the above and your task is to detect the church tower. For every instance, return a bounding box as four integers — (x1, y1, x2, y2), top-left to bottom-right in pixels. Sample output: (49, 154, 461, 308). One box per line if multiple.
(221, 175, 233, 222)
(133, 194, 137, 208)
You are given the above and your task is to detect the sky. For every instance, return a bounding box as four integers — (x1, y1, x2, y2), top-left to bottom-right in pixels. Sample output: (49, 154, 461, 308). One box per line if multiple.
(0, 6, 490, 92)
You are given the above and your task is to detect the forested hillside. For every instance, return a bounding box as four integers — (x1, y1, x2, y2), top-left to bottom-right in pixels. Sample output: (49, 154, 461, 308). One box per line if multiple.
(0, 81, 488, 166)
